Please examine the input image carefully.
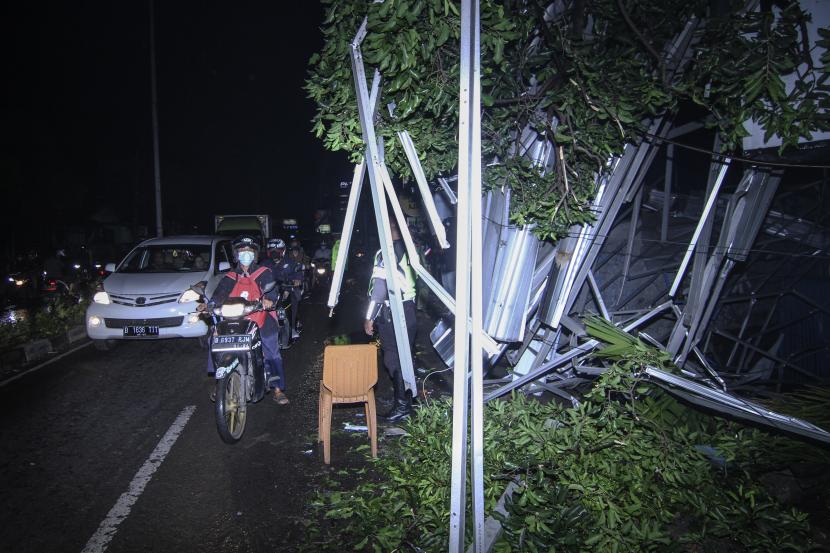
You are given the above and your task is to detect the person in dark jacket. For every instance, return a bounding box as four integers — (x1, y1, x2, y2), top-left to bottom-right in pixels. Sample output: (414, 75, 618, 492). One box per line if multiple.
(262, 238, 304, 341)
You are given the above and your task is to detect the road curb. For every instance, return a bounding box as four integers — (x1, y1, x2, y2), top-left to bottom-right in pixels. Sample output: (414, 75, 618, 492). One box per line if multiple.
(0, 325, 89, 383)
(67, 325, 87, 343)
(24, 339, 52, 362)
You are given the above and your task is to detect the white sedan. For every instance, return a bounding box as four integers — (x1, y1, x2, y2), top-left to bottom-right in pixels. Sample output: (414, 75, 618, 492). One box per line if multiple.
(86, 235, 235, 350)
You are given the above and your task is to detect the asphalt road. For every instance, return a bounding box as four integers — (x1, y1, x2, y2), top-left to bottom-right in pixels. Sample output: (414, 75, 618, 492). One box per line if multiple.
(0, 275, 383, 553)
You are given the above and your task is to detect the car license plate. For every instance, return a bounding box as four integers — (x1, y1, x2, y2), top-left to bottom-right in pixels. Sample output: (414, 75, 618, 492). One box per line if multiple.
(123, 326, 160, 337)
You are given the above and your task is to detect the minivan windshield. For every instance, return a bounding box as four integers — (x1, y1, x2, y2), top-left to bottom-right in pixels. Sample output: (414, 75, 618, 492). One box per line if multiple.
(118, 245, 211, 273)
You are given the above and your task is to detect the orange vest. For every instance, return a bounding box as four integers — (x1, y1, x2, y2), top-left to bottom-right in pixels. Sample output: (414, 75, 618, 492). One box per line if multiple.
(225, 267, 269, 328)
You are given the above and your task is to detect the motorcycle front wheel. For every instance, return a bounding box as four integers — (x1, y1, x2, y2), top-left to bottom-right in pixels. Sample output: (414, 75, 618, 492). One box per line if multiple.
(215, 369, 247, 444)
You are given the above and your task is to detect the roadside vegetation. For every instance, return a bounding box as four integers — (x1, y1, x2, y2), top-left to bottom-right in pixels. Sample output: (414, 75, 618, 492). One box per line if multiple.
(0, 300, 88, 351)
(303, 321, 830, 552)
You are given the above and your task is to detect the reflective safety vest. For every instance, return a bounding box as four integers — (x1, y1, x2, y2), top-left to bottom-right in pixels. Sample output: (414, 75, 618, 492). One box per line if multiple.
(225, 266, 269, 328)
(369, 249, 417, 302)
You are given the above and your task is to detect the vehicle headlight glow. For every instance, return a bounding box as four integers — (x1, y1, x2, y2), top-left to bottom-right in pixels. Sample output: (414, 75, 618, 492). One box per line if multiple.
(178, 289, 201, 303)
(93, 291, 111, 304)
(88, 315, 102, 327)
(220, 303, 245, 318)
(14, 279, 27, 287)
(316, 267, 326, 275)
(73, 264, 81, 269)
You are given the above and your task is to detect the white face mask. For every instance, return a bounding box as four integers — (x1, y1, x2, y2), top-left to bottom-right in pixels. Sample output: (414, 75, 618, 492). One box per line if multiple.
(238, 251, 256, 266)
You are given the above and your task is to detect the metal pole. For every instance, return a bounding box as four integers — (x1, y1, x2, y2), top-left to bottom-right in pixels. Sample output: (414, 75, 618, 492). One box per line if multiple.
(669, 158, 731, 297)
(149, 0, 163, 237)
(449, 0, 483, 549)
(467, 0, 486, 547)
(327, 161, 366, 312)
(349, 26, 418, 395)
(661, 144, 673, 242)
(397, 131, 451, 248)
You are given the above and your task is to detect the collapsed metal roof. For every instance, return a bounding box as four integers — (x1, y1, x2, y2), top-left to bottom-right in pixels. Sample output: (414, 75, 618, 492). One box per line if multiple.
(326, 1, 830, 550)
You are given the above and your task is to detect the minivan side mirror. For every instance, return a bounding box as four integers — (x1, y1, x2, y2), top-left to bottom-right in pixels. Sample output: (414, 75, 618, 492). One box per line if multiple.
(104, 263, 116, 273)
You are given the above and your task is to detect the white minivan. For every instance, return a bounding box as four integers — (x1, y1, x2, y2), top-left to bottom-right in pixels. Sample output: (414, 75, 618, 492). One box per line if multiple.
(86, 235, 234, 350)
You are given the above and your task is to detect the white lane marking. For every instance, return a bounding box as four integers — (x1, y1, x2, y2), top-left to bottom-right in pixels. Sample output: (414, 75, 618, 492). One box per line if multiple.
(0, 341, 93, 389)
(81, 405, 197, 553)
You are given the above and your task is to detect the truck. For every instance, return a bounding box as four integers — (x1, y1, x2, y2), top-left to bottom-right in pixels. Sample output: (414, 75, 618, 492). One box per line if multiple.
(214, 215, 271, 247)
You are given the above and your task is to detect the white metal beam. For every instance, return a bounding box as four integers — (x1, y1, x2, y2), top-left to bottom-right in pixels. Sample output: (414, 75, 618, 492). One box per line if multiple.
(449, 0, 485, 550)
(397, 130, 451, 248)
(327, 160, 366, 312)
(349, 23, 417, 394)
(378, 162, 500, 354)
(326, 70, 381, 312)
(669, 158, 731, 297)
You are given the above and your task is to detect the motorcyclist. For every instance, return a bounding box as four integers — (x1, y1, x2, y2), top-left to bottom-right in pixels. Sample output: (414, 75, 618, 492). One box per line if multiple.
(311, 239, 332, 288)
(206, 235, 289, 404)
(262, 238, 304, 341)
(312, 240, 332, 261)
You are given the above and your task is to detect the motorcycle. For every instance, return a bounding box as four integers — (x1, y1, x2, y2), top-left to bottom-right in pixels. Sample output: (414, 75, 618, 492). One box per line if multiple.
(4, 271, 38, 304)
(275, 283, 301, 349)
(310, 258, 331, 290)
(191, 281, 276, 444)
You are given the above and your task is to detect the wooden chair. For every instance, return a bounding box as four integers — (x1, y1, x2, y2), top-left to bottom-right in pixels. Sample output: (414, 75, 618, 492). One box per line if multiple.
(318, 344, 378, 464)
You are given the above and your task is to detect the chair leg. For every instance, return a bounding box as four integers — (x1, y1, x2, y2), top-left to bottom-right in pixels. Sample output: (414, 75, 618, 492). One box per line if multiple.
(367, 389, 377, 458)
(317, 381, 324, 442)
(321, 391, 332, 464)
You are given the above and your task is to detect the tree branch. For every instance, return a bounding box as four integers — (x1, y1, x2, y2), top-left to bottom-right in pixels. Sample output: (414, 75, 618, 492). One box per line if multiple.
(615, 0, 667, 85)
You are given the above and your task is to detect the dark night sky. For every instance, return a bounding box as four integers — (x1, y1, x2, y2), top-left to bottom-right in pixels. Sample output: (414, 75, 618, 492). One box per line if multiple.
(2, 1, 350, 254)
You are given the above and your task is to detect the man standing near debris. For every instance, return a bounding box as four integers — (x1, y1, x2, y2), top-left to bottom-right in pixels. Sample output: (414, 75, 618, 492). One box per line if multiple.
(363, 220, 417, 423)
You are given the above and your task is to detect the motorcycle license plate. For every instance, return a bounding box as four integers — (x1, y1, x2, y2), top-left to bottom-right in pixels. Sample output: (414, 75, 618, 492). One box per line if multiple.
(123, 325, 160, 337)
(213, 335, 251, 346)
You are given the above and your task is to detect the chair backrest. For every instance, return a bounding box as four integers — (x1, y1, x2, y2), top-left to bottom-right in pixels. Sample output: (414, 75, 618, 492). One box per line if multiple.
(322, 345, 378, 398)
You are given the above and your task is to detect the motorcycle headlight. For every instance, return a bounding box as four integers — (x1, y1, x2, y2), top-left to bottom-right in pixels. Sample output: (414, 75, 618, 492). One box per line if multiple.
(93, 291, 111, 305)
(178, 289, 201, 303)
(310, 262, 316, 268)
(14, 279, 27, 287)
(220, 303, 245, 318)
(316, 267, 326, 275)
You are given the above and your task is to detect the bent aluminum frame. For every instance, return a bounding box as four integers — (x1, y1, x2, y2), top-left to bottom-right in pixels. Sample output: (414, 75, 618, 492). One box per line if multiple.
(349, 23, 417, 394)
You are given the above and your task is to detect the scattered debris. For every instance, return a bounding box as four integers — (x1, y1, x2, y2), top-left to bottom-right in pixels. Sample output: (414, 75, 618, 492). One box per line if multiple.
(384, 427, 408, 437)
(343, 423, 368, 432)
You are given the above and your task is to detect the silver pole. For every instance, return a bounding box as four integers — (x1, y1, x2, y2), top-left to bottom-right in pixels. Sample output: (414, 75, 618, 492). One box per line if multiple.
(669, 158, 731, 297)
(327, 160, 366, 313)
(149, 0, 163, 237)
(349, 27, 417, 395)
(466, 0, 486, 549)
(397, 130, 451, 248)
(449, 0, 484, 550)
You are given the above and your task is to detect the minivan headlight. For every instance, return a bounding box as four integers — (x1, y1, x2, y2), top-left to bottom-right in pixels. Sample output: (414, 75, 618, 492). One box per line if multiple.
(178, 289, 201, 303)
(93, 291, 111, 305)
